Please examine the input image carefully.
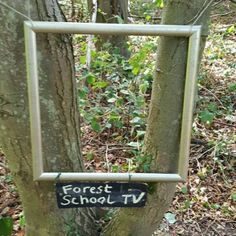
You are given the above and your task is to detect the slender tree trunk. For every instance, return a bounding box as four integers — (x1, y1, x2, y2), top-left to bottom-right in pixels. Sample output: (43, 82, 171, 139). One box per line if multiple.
(91, 0, 130, 57)
(0, 1, 98, 235)
(102, 1, 212, 235)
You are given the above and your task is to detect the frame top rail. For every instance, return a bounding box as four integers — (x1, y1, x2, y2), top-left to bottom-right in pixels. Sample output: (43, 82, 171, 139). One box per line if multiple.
(25, 21, 200, 36)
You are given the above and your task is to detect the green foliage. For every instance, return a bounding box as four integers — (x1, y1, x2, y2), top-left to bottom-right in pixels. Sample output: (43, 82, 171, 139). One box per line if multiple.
(231, 193, 236, 202)
(199, 109, 215, 124)
(147, 183, 156, 195)
(181, 185, 188, 194)
(135, 153, 153, 172)
(129, 0, 164, 23)
(155, 0, 164, 8)
(76, 37, 155, 142)
(0, 217, 13, 236)
(58, 0, 89, 22)
(225, 24, 235, 36)
(19, 214, 25, 228)
(198, 101, 220, 124)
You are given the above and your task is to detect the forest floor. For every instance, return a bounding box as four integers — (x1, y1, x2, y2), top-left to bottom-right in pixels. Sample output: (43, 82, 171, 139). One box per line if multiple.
(0, 2, 236, 236)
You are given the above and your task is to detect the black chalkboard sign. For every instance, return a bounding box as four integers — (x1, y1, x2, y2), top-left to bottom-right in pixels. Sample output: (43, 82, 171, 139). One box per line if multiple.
(56, 182, 147, 208)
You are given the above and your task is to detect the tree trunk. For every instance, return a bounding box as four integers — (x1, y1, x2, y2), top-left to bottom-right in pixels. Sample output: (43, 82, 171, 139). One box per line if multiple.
(102, 1, 212, 235)
(0, 1, 98, 235)
(90, 0, 130, 57)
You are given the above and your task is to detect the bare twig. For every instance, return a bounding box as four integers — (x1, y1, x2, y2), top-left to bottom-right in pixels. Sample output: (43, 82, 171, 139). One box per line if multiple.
(188, 0, 214, 24)
(213, 0, 224, 7)
(213, 120, 236, 128)
(211, 11, 236, 18)
(105, 143, 110, 172)
(198, 84, 227, 110)
(129, 14, 161, 21)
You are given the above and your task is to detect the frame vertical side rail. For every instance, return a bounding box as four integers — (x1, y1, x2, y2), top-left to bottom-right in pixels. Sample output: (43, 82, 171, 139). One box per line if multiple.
(178, 28, 201, 180)
(24, 23, 44, 180)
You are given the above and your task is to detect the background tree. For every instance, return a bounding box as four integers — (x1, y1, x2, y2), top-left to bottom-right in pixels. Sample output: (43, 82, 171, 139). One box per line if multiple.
(0, 0, 212, 235)
(87, 0, 130, 57)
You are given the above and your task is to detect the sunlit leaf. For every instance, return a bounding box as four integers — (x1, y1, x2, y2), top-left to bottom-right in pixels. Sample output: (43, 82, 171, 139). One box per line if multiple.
(86, 73, 96, 84)
(127, 142, 139, 148)
(199, 110, 215, 124)
(107, 97, 116, 103)
(164, 213, 176, 224)
(93, 81, 108, 89)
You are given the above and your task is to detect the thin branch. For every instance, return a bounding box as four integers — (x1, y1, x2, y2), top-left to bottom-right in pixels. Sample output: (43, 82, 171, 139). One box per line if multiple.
(105, 143, 110, 172)
(212, 0, 224, 7)
(129, 13, 162, 21)
(213, 120, 236, 128)
(192, 0, 214, 25)
(211, 10, 236, 18)
(198, 84, 227, 110)
(188, 0, 214, 25)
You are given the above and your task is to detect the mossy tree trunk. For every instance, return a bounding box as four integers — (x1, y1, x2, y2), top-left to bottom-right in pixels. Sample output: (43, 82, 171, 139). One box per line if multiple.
(0, 1, 98, 235)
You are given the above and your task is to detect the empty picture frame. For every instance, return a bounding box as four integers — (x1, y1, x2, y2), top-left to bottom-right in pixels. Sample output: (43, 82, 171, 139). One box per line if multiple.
(24, 21, 201, 182)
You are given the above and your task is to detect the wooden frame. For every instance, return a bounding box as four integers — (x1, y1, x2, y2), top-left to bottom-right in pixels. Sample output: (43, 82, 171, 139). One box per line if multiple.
(24, 21, 201, 182)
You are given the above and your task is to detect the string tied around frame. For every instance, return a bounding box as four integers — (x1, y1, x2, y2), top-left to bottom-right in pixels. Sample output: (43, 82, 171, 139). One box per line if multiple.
(128, 158, 132, 182)
(54, 172, 62, 186)
(0, 1, 33, 26)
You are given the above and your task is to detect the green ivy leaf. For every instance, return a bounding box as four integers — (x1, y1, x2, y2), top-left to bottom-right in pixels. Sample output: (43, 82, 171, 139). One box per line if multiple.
(199, 110, 215, 124)
(156, 0, 164, 8)
(0, 217, 13, 236)
(91, 119, 101, 133)
(93, 81, 108, 89)
(19, 214, 25, 228)
(80, 55, 86, 64)
(115, 15, 124, 24)
(86, 73, 96, 84)
(181, 186, 188, 194)
(231, 192, 236, 202)
(132, 67, 140, 75)
(145, 15, 151, 21)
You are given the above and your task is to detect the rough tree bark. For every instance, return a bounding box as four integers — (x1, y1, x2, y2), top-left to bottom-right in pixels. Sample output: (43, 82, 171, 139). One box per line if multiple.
(0, 0, 212, 236)
(0, 1, 98, 235)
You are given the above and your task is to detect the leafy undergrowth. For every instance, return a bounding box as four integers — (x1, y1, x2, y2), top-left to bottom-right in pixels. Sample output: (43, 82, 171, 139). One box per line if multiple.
(0, 2, 236, 236)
